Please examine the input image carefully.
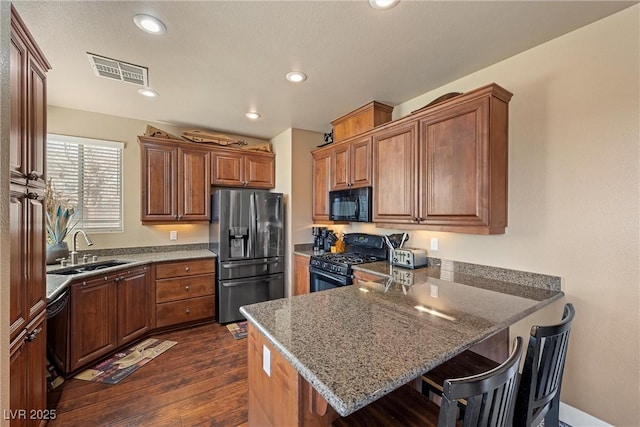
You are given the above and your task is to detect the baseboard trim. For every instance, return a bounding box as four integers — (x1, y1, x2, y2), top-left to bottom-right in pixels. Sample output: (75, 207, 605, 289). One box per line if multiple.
(560, 402, 612, 426)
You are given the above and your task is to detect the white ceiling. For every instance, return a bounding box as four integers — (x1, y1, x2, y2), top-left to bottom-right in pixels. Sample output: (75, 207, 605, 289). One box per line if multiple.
(13, 1, 636, 140)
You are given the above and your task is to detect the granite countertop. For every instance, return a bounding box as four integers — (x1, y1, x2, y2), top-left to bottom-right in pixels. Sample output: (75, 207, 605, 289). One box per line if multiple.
(46, 249, 216, 302)
(240, 268, 563, 417)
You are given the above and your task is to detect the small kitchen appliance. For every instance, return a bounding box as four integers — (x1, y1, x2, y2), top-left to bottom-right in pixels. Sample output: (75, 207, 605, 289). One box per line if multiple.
(329, 187, 372, 222)
(309, 233, 387, 292)
(391, 248, 428, 269)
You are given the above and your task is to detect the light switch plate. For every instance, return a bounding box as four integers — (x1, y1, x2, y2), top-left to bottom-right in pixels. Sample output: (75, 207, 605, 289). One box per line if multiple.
(430, 237, 439, 251)
(263, 345, 271, 377)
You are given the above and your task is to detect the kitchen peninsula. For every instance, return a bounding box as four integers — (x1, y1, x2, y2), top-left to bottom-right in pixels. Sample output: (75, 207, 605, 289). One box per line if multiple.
(240, 265, 563, 426)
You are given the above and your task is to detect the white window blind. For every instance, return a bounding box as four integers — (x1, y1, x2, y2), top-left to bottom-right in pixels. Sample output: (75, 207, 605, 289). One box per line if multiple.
(47, 134, 124, 233)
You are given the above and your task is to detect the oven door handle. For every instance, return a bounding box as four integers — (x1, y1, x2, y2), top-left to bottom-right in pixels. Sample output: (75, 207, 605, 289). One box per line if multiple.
(309, 267, 350, 285)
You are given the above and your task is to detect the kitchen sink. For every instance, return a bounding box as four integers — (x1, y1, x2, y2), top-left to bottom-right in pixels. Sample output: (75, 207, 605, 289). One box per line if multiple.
(48, 260, 132, 275)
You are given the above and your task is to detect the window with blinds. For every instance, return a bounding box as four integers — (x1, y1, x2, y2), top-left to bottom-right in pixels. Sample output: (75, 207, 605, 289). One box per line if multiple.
(46, 134, 124, 233)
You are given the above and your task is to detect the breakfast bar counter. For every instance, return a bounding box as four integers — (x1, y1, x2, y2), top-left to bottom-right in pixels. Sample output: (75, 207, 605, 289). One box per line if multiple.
(240, 267, 563, 425)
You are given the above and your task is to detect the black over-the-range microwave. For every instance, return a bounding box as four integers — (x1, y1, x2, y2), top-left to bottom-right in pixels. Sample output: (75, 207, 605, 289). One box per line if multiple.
(329, 186, 372, 222)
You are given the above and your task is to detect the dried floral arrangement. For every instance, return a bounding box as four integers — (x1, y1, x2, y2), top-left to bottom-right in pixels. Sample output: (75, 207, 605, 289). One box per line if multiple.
(45, 179, 77, 245)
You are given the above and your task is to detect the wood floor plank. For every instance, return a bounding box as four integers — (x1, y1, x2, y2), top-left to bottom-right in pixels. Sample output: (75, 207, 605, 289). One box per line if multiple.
(48, 322, 248, 427)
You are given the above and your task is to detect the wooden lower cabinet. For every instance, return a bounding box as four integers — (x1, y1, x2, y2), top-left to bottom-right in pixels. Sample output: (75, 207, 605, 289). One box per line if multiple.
(49, 266, 151, 375)
(155, 258, 215, 328)
(293, 255, 310, 296)
(156, 296, 215, 328)
(10, 312, 48, 427)
(69, 275, 118, 372)
(248, 323, 339, 427)
(117, 268, 153, 345)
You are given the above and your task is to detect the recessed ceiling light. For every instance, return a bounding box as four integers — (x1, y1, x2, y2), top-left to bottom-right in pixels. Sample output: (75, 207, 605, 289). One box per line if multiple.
(138, 88, 159, 97)
(245, 112, 261, 120)
(133, 14, 166, 35)
(285, 71, 307, 83)
(369, 0, 399, 10)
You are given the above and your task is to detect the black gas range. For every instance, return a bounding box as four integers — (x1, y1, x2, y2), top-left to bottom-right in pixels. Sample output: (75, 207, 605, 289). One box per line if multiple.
(309, 233, 388, 292)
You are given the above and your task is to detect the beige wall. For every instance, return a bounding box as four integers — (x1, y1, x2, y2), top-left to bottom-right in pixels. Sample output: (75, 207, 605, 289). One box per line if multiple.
(47, 106, 270, 250)
(273, 128, 324, 296)
(342, 6, 639, 425)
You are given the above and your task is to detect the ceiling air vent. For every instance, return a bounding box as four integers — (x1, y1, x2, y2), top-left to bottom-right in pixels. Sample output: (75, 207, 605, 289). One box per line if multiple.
(86, 53, 148, 87)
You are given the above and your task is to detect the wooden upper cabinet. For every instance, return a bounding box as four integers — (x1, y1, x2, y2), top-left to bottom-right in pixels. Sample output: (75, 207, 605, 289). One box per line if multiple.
(139, 136, 211, 223)
(331, 136, 372, 190)
(244, 152, 276, 189)
(140, 139, 177, 222)
(312, 148, 332, 222)
(10, 14, 49, 188)
(418, 86, 511, 234)
(27, 56, 47, 188)
(10, 31, 27, 185)
(178, 146, 211, 221)
(371, 83, 512, 234)
(211, 150, 243, 186)
(372, 121, 419, 224)
(211, 149, 275, 189)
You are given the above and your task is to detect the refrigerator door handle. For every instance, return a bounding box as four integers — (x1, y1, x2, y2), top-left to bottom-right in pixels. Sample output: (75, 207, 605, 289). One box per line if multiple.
(248, 192, 256, 258)
(222, 276, 281, 288)
(221, 258, 281, 269)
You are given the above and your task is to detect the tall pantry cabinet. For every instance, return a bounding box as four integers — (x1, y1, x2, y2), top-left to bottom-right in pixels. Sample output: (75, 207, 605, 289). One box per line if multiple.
(9, 5, 51, 426)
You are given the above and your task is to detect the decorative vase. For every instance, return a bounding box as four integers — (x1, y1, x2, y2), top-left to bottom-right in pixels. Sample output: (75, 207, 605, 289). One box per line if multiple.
(46, 241, 69, 265)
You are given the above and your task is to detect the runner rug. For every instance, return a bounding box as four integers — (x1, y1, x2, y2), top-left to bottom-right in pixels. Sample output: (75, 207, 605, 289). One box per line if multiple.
(226, 321, 248, 339)
(74, 338, 177, 385)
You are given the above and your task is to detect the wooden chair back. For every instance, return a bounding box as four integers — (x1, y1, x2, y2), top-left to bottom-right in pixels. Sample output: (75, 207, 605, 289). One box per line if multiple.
(514, 303, 575, 427)
(438, 336, 523, 427)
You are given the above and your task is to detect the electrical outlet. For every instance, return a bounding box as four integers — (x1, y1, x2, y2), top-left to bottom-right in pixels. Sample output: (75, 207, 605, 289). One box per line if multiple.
(430, 237, 439, 251)
(170, 230, 178, 241)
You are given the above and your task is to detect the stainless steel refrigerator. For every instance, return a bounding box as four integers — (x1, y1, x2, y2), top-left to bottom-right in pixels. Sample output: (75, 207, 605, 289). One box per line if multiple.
(210, 188, 284, 323)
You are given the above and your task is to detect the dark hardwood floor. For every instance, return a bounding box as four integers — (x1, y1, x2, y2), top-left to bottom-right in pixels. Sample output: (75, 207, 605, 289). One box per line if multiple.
(48, 322, 248, 427)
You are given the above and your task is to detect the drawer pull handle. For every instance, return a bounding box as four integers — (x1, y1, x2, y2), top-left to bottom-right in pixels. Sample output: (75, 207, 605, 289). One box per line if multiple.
(185, 308, 191, 314)
(185, 266, 190, 272)
(184, 285, 190, 291)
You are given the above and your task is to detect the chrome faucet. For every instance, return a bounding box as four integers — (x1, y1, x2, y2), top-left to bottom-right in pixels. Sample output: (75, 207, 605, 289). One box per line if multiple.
(70, 230, 94, 265)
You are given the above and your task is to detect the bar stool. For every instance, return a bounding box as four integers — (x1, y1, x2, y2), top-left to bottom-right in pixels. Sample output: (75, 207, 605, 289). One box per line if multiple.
(332, 337, 524, 427)
(423, 303, 575, 427)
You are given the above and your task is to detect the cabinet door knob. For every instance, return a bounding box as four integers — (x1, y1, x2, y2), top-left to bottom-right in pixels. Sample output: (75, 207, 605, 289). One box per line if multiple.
(27, 173, 39, 181)
(185, 308, 191, 314)
(25, 327, 42, 342)
(184, 266, 190, 272)
(26, 192, 39, 200)
(184, 285, 190, 291)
